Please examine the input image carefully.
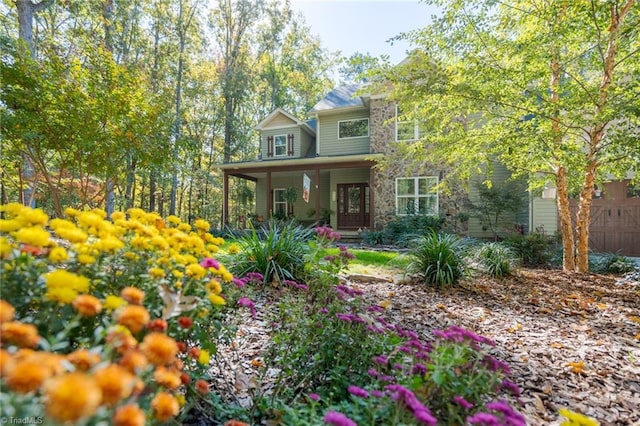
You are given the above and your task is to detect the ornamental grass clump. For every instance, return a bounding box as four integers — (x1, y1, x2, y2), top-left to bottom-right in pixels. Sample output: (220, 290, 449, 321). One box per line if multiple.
(0, 203, 243, 424)
(407, 231, 468, 287)
(472, 241, 519, 278)
(232, 219, 314, 285)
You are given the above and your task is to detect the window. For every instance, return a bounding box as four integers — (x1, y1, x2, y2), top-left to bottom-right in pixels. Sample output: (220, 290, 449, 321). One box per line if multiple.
(396, 177, 438, 215)
(273, 189, 287, 217)
(396, 105, 420, 141)
(338, 118, 369, 139)
(274, 135, 287, 156)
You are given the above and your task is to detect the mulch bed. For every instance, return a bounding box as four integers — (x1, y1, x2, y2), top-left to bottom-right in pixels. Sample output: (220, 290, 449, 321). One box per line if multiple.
(206, 268, 640, 425)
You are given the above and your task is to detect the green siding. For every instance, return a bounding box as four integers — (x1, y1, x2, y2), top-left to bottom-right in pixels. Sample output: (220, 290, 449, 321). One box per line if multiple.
(531, 197, 558, 234)
(318, 110, 370, 156)
(260, 127, 303, 159)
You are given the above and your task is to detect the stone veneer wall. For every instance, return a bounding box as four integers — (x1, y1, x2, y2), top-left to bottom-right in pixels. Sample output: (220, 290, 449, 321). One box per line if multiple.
(369, 98, 470, 234)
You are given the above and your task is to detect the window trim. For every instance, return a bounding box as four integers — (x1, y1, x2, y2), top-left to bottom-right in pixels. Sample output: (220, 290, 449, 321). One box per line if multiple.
(337, 118, 369, 140)
(395, 176, 439, 216)
(273, 134, 287, 157)
(395, 104, 420, 142)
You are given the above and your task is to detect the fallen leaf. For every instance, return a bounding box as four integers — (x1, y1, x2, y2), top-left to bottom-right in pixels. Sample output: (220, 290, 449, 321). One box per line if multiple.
(379, 299, 392, 309)
(567, 361, 586, 374)
(551, 342, 564, 349)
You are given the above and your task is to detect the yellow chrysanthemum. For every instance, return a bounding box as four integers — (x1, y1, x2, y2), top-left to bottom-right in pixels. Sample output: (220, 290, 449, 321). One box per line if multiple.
(0, 202, 26, 217)
(227, 243, 240, 254)
(91, 208, 107, 219)
(185, 263, 206, 279)
(48, 247, 69, 263)
(76, 212, 103, 233)
(45, 287, 78, 304)
(177, 223, 191, 232)
(18, 208, 48, 226)
(171, 270, 184, 278)
(54, 227, 88, 243)
(167, 215, 181, 225)
(150, 235, 169, 250)
(149, 267, 166, 279)
(104, 295, 127, 311)
(44, 269, 90, 293)
(0, 237, 13, 257)
(48, 218, 75, 230)
(14, 226, 51, 247)
(208, 293, 226, 306)
(123, 251, 139, 261)
(0, 219, 22, 233)
(559, 408, 599, 426)
(194, 219, 210, 232)
(206, 279, 222, 295)
(197, 349, 210, 365)
(77, 253, 96, 264)
(64, 207, 81, 218)
(111, 211, 126, 221)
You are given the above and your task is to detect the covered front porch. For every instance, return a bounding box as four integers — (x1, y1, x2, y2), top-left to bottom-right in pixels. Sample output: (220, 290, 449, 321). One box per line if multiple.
(219, 155, 381, 231)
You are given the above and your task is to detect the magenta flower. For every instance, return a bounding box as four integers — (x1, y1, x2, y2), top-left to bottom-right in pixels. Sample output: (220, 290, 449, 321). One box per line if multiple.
(308, 393, 320, 401)
(323, 411, 356, 426)
(237, 297, 256, 317)
(200, 257, 220, 269)
(453, 395, 474, 409)
(347, 385, 369, 398)
(467, 412, 501, 425)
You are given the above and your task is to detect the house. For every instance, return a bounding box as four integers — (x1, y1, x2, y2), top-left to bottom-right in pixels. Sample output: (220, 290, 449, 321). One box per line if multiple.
(218, 84, 639, 256)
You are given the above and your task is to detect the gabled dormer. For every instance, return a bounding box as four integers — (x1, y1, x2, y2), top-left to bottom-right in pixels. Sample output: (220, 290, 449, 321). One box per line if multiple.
(256, 108, 317, 160)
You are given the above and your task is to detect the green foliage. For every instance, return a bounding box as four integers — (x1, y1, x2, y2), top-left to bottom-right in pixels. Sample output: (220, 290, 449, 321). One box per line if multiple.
(232, 219, 314, 285)
(407, 231, 468, 287)
(361, 215, 445, 247)
(472, 242, 518, 278)
(470, 179, 528, 241)
(589, 253, 636, 274)
(505, 233, 556, 267)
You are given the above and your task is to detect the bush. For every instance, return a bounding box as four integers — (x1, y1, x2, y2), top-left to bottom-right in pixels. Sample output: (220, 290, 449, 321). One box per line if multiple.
(505, 232, 555, 267)
(472, 242, 518, 277)
(407, 231, 468, 287)
(361, 215, 444, 247)
(231, 219, 314, 285)
(589, 252, 636, 274)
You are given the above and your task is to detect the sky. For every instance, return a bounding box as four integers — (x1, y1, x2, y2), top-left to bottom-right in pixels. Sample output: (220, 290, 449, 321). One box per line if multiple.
(289, 0, 439, 65)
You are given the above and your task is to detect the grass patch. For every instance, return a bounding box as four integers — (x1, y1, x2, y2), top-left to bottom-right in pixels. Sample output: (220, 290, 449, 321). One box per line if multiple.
(325, 248, 410, 269)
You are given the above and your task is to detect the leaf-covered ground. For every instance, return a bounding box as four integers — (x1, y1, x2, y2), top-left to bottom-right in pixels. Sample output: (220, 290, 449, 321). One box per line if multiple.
(208, 268, 640, 425)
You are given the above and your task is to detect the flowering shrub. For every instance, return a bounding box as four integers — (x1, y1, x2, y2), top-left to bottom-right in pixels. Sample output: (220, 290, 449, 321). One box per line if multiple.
(0, 204, 241, 424)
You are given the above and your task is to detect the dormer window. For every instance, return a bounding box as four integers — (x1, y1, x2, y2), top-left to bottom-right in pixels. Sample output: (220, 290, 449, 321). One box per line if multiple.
(274, 135, 287, 156)
(338, 118, 369, 139)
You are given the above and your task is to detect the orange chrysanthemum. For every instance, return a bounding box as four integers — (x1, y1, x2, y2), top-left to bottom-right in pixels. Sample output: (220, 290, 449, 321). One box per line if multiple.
(151, 391, 180, 422)
(195, 379, 210, 395)
(119, 350, 148, 374)
(121, 287, 145, 305)
(140, 333, 178, 366)
(1, 321, 40, 347)
(94, 364, 136, 405)
(72, 294, 103, 316)
(67, 349, 101, 371)
(0, 349, 15, 377)
(43, 372, 102, 423)
(224, 421, 250, 426)
(117, 305, 150, 333)
(113, 404, 146, 426)
(106, 327, 138, 353)
(153, 366, 182, 390)
(25, 351, 66, 376)
(147, 318, 168, 332)
(0, 299, 15, 323)
(5, 360, 49, 393)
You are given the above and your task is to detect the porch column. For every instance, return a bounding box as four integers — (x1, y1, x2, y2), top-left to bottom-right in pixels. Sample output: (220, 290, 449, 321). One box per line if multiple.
(369, 166, 375, 229)
(315, 167, 321, 224)
(223, 171, 229, 225)
(266, 171, 272, 219)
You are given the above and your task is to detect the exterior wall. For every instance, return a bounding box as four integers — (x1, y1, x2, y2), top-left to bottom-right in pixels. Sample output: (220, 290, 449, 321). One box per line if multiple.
(260, 127, 302, 159)
(531, 197, 558, 235)
(368, 98, 470, 232)
(255, 180, 268, 219)
(318, 109, 370, 156)
(299, 130, 314, 157)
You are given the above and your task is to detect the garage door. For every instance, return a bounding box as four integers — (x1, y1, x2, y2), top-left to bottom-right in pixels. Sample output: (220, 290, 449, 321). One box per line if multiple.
(571, 180, 640, 257)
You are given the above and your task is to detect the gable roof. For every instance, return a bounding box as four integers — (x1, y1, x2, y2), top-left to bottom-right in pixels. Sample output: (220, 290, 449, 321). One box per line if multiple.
(309, 83, 367, 113)
(255, 108, 316, 135)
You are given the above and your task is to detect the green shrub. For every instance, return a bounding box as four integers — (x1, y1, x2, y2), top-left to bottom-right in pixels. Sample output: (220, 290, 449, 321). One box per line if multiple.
(231, 219, 314, 284)
(472, 242, 518, 277)
(383, 215, 445, 247)
(361, 229, 385, 245)
(407, 231, 468, 287)
(589, 252, 636, 274)
(504, 232, 555, 267)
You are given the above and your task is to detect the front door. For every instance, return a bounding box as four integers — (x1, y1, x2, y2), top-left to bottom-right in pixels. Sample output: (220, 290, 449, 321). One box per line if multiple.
(337, 183, 369, 229)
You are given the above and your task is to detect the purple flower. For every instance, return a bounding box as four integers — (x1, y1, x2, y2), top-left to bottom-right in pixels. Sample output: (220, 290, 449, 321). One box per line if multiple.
(371, 390, 384, 398)
(453, 396, 474, 409)
(482, 355, 511, 374)
(412, 364, 427, 375)
(237, 297, 256, 317)
(308, 393, 320, 401)
(501, 380, 521, 397)
(385, 384, 437, 425)
(319, 308, 329, 314)
(244, 272, 264, 283)
(486, 400, 526, 425)
(200, 257, 220, 269)
(347, 385, 369, 398)
(467, 413, 501, 425)
(368, 305, 384, 313)
(232, 277, 247, 288)
(372, 355, 388, 365)
(367, 368, 380, 378)
(323, 411, 356, 426)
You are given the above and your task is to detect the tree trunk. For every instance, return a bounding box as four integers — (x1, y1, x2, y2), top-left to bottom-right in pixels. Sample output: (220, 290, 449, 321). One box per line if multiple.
(556, 167, 576, 271)
(575, 160, 598, 272)
(103, 0, 116, 216)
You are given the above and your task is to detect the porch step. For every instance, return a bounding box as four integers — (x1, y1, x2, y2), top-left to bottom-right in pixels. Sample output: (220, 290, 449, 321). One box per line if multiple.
(337, 231, 362, 243)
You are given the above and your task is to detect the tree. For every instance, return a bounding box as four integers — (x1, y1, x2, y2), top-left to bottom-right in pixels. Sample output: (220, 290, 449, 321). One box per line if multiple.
(381, 0, 639, 272)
